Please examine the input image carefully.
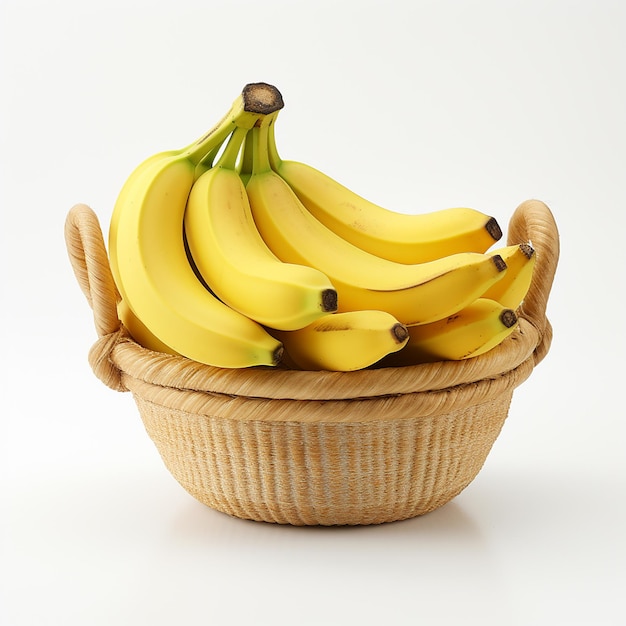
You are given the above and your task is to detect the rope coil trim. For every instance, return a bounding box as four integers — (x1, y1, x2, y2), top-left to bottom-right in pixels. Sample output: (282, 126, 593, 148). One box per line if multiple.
(119, 356, 535, 423)
(87, 327, 129, 393)
(106, 317, 539, 401)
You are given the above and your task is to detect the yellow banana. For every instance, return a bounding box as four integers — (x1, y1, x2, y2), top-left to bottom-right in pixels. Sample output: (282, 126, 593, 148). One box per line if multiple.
(271, 310, 409, 371)
(117, 298, 178, 356)
(267, 123, 502, 264)
(379, 298, 518, 366)
(184, 121, 338, 331)
(246, 116, 508, 326)
(108, 83, 285, 367)
(483, 242, 536, 309)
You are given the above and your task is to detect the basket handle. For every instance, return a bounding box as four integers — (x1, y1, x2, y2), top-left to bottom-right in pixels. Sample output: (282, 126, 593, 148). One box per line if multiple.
(506, 198, 559, 364)
(65, 204, 127, 391)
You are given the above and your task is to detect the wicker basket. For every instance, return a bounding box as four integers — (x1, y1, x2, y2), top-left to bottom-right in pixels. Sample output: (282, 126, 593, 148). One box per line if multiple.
(65, 199, 559, 525)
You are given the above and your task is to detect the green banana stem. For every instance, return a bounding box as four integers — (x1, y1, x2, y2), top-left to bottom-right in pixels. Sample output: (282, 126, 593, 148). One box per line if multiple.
(250, 113, 278, 176)
(194, 142, 226, 178)
(267, 121, 283, 170)
(180, 99, 246, 165)
(181, 82, 283, 166)
(238, 127, 255, 185)
(144, 83, 283, 171)
(215, 125, 250, 171)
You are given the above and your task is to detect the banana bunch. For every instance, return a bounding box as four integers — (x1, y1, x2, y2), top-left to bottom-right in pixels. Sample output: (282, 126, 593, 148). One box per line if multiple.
(109, 82, 536, 371)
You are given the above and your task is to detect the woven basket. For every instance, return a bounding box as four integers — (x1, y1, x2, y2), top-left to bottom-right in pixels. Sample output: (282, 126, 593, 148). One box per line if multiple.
(65, 199, 559, 525)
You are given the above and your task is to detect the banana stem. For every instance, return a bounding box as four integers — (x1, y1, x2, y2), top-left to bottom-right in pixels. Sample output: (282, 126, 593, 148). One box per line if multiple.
(267, 121, 283, 170)
(179, 82, 283, 166)
(250, 113, 278, 176)
(194, 142, 225, 176)
(238, 129, 254, 184)
(181, 98, 245, 165)
(162, 83, 283, 169)
(215, 125, 249, 171)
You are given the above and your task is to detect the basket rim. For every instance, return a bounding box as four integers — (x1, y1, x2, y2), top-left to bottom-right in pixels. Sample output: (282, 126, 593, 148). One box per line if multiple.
(123, 352, 535, 423)
(109, 317, 540, 401)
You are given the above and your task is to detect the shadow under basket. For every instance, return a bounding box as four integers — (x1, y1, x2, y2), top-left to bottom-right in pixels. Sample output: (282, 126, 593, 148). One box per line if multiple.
(65, 199, 559, 526)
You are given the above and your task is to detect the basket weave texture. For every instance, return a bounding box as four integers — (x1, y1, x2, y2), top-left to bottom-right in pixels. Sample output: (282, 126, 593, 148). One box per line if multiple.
(65, 199, 559, 525)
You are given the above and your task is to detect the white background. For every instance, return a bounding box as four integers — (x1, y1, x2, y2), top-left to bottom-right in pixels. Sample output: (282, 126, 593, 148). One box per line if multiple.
(1, 1, 625, 624)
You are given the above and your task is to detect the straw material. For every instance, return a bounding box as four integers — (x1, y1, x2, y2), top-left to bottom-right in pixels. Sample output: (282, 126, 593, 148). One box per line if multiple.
(65, 199, 559, 525)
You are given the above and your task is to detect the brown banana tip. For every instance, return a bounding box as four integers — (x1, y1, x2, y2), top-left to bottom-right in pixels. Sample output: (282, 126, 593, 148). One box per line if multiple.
(322, 289, 339, 313)
(492, 254, 507, 272)
(273, 344, 285, 366)
(485, 216, 503, 241)
(242, 83, 284, 114)
(519, 241, 535, 259)
(391, 323, 410, 344)
(500, 309, 518, 328)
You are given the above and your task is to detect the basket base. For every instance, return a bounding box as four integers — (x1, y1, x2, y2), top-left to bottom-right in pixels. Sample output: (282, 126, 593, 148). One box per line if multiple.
(133, 391, 513, 526)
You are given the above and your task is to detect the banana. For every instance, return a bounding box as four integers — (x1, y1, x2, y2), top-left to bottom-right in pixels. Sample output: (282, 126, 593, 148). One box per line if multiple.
(246, 116, 508, 326)
(108, 83, 285, 367)
(183, 120, 338, 331)
(271, 310, 409, 371)
(117, 298, 178, 356)
(482, 242, 536, 309)
(267, 123, 502, 264)
(378, 298, 518, 366)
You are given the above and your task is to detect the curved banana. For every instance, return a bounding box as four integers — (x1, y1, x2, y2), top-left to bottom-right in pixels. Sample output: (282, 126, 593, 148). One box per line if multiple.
(267, 123, 502, 264)
(117, 298, 178, 356)
(483, 242, 536, 309)
(109, 84, 285, 367)
(379, 298, 518, 366)
(271, 310, 409, 371)
(246, 117, 508, 326)
(184, 122, 338, 331)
